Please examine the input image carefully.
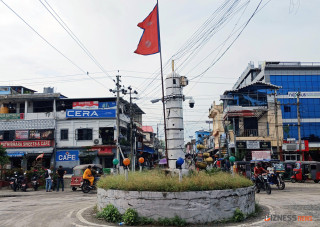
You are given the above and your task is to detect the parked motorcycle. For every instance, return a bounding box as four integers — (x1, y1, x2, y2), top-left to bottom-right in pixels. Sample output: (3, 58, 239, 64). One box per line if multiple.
(267, 172, 285, 190)
(9, 172, 27, 192)
(31, 174, 40, 191)
(252, 173, 271, 194)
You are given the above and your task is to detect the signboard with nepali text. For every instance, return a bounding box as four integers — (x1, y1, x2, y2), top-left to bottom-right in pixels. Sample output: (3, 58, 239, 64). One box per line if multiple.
(252, 150, 271, 160)
(0, 113, 24, 120)
(73, 101, 98, 109)
(0, 140, 53, 148)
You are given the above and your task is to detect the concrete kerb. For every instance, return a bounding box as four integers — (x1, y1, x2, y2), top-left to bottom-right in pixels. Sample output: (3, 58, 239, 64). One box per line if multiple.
(75, 204, 271, 227)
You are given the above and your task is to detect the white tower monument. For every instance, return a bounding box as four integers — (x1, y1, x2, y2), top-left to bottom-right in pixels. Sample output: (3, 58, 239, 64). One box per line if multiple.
(165, 72, 189, 169)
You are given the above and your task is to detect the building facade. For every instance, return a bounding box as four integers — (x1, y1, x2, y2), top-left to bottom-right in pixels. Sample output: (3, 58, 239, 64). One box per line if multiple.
(233, 62, 320, 161)
(0, 86, 144, 172)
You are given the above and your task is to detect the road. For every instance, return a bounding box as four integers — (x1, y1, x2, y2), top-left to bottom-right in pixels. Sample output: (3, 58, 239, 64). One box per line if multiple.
(249, 181, 320, 227)
(0, 182, 319, 227)
(0, 189, 96, 227)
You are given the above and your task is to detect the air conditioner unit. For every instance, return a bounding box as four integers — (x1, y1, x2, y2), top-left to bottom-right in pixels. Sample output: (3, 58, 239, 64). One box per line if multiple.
(93, 138, 102, 145)
(282, 143, 297, 151)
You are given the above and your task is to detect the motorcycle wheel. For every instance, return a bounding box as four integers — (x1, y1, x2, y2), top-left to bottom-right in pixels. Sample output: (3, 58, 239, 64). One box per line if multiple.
(279, 182, 285, 190)
(82, 184, 91, 193)
(291, 178, 296, 183)
(34, 185, 38, 191)
(13, 184, 17, 192)
(72, 187, 77, 191)
(22, 187, 27, 192)
(265, 183, 271, 194)
(314, 180, 319, 183)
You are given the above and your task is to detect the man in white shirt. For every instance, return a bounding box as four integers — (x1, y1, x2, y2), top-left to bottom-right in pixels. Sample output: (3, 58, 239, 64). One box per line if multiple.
(45, 168, 52, 192)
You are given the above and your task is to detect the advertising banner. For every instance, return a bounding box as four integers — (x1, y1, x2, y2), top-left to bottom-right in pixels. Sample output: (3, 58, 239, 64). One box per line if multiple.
(252, 150, 271, 160)
(99, 102, 116, 109)
(66, 109, 116, 118)
(0, 140, 53, 148)
(15, 130, 29, 140)
(73, 101, 98, 109)
(56, 150, 79, 162)
(29, 129, 54, 140)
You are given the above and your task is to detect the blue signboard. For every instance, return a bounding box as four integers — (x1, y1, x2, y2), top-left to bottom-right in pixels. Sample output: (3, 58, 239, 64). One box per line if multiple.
(7, 152, 24, 157)
(56, 150, 79, 162)
(66, 109, 116, 118)
(99, 102, 116, 109)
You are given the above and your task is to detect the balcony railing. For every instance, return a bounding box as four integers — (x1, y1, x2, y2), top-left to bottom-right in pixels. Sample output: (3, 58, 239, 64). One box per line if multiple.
(236, 129, 268, 137)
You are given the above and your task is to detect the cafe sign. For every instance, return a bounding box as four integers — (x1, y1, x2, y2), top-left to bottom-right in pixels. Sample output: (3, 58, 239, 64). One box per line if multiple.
(0, 140, 52, 148)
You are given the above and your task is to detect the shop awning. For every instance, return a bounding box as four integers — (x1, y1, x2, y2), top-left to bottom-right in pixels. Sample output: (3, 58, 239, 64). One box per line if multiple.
(143, 145, 155, 154)
(97, 147, 114, 156)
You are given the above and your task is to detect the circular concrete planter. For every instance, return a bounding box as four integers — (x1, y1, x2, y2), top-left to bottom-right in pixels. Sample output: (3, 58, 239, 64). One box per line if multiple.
(97, 186, 255, 223)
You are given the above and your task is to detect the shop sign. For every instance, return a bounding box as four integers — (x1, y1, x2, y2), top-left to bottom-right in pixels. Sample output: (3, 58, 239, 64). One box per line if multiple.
(7, 152, 24, 157)
(236, 141, 247, 149)
(15, 130, 29, 140)
(0, 140, 52, 148)
(288, 91, 320, 98)
(73, 101, 98, 109)
(252, 150, 271, 160)
(99, 102, 116, 109)
(246, 141, 260, 149)
(66, 109, 116, 118)
(259, 141, 271, 149)
(56, 150, 79, 161)
(0, 113, 23, 120)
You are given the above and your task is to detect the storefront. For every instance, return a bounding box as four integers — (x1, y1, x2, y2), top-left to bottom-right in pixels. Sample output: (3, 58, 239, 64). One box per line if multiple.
(236, 141, 272, 161)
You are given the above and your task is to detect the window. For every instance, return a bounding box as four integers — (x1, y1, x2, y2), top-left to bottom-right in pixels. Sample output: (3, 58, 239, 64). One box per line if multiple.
(173, 79, 176, 84)
(76, 128, 92, 140)
(61, 129, 68, 140)
(284, 105, 291, 112)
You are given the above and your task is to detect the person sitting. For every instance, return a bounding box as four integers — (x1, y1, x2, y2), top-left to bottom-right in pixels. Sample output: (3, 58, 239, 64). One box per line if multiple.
(83, 165, 94, 187)
(254, 162, 268, 183)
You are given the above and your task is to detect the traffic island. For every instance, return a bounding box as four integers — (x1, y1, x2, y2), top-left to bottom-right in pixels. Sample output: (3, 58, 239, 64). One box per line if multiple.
(96, 171, 255, 224)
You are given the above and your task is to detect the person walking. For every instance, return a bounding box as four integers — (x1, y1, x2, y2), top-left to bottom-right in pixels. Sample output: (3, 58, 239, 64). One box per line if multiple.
(56, 166, 66, 192)
(45, 168, 52, 192)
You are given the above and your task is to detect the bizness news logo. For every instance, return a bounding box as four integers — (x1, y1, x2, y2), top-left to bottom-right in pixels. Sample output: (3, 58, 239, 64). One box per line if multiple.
(265, 215, 312, 222)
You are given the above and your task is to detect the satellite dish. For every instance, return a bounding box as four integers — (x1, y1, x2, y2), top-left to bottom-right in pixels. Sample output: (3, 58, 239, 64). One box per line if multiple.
(93, 139, 100, 145)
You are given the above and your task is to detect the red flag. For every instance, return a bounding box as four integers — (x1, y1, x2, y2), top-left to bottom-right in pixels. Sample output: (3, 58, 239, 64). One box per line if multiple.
(36, 153, 44, 161)
(134, 4, 160, 55)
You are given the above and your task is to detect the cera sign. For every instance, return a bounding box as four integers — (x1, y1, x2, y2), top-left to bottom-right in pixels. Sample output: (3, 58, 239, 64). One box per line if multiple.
(56, 150, 79, 161)
(0, 140, 52, 148)
(66, 109, 116, 118)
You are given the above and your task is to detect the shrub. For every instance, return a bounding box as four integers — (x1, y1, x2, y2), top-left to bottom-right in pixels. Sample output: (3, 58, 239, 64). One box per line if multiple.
(157, 215, 187, 226)
(137, 216, 154, 225)
(122, 208, 138, 226)
(232, 208, 245, 222)
(96, 204, 122, 222)
(97, 170, 252, 192)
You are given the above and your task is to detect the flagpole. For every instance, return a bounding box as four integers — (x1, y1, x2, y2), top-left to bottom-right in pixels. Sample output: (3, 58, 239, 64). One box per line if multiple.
(157, 0, 169, 168)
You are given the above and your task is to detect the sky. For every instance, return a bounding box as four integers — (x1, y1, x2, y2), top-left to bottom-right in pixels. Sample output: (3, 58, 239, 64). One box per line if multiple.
(0, 0, 319, 142)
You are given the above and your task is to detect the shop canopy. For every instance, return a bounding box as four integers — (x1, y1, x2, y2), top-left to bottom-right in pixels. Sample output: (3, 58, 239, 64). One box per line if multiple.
(143, 145, 155, 154)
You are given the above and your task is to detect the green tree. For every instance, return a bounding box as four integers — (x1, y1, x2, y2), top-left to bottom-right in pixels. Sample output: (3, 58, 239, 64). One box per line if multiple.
(0, 145, 9, 167)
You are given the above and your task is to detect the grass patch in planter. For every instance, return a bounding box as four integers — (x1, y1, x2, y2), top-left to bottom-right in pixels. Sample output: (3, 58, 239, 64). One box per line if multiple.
(97, 170, 252, 192)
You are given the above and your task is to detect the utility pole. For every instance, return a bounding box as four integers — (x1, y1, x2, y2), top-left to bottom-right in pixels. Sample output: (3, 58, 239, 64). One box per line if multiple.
(296, 92, 302, 158)
(116, 75, 121, 167)
(128, 86, 138, 171)
(274, 90, 280, 158)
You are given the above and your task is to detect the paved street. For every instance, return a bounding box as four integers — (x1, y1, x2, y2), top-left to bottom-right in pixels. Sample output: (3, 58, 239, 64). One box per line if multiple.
(247, 182, 320, 227)
(0, 189, 97, 227)
(0, 182, 319, 227)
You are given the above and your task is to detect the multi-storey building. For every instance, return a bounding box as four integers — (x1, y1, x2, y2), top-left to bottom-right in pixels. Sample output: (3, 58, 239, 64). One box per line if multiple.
(0, 86, 144, 172)
(220, 82, 283, 161)
(233, 62, 320, 161)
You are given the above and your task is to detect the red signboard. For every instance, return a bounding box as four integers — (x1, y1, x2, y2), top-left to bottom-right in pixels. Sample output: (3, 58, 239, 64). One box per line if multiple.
(0, 140, 53, 148)
(73, 101, 98, 109)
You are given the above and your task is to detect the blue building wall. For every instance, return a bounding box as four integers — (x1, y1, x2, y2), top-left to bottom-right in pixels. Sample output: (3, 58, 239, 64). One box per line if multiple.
(195, 130, 211, 153)
(270, 74, 320, 142)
